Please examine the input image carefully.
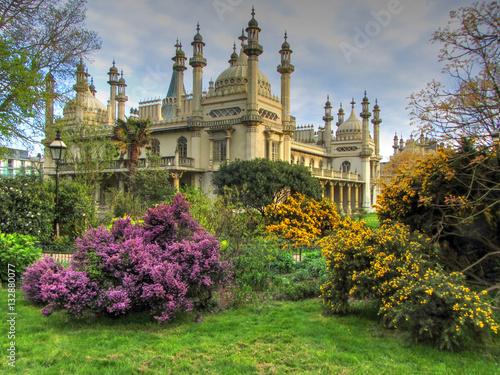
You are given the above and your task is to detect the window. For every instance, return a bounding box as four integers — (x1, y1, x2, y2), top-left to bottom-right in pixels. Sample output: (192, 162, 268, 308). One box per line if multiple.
(151, 139, 160, 155)
(290, 155, 294, 164)
(213, 140, 227, 162)
(309, 159, 315, 168)
(300, 156, 305, 165)
(319, 160, 323, 169)
(177, 136, 187, 157)
(271, 142, 280, 161)
(341, 160, 351, 173)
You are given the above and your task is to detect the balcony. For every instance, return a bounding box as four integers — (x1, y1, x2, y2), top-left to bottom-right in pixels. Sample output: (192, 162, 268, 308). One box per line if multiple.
(311, 168, 360, 181)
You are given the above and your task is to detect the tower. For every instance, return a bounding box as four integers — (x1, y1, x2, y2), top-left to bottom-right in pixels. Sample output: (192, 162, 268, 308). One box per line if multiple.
(74, 59, 88, 122)
(189, 23, 207, 120)
(360, 91, 372, 210)
(323, 95, 333, 154)
(372, 99, 382, 157)
(44, 72, 56, 139)
(107, 60, 119, 124)
(116, 70, 128, 121)
(243, 7, 263, 116)
(172, 41, 187, 117)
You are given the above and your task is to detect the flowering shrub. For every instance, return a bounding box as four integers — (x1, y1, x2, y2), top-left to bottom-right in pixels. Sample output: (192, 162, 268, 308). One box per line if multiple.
(320, 220, 498, 349)
(380, 269, 499, 351)
(0, 232, 42, 283)
(22, 194, 230, 322)
(265, 193, 342, 247)
(22, 256, 64, 304)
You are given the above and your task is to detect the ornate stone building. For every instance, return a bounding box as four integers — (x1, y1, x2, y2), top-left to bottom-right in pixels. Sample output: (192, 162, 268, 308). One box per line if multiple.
(44, 8, 384, 213)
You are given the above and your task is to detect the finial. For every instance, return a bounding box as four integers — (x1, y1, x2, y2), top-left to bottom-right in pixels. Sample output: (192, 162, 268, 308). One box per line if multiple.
(233, 42, 236, 52)
(91, 77, 94, 85)
(351, 98, 355, 109)
(327, 94, 329, 101)
(284, 31, 288, 42)
(197, 22, 200, 32)
(340, 103, 343, 109)
(112, 59, 116, 67)
(251, 6, 255, 17)
(239, 29, 247, 42)
(120, 70, 124, 78)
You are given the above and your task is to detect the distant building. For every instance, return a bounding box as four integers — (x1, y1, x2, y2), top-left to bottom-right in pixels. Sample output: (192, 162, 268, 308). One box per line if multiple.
(44, 8, 385, 213)
(0, 148, 43, 177)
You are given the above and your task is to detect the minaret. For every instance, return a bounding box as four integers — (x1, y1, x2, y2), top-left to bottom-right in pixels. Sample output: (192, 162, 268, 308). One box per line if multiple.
(107, 60, 119, 124)
(372, 99, 382, 157)
(116, 70, 128, 121)
(336, 103, 345, 127)
(189, 23, 207, 120)
(244, 7, 263, 116)
(74, 59, 88, 122)
(360, 91, 372, 211)
(277, 32, 294, 126)
(393, 133, 399, 155)
(229, 43, 238, 66)
(360, 91, 372, 155)
(172, 40, 187, 117)
(323, 95, 333, 154)
(44, 72, 56, 137)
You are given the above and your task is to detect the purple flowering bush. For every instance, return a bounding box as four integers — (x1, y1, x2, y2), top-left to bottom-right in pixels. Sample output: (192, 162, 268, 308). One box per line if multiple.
(22, 194, 230, 322)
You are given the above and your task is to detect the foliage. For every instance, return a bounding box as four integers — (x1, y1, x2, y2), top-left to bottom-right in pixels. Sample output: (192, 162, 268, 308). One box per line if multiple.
(0, 0, 101, 153)
(409, 1, 500, 147)
(320, 220, 498, 350)
(112, 117, 152, 173)
(0, 231, 41, 283)
(376, 142, 500, 286)
(62, 121, 118, 191)
(182, 186, 260, 259)
(22, 194, 230, 322)
(265, 193, 342, 247)
(212, 158, 322, 213)
(0, 174, 54, 243)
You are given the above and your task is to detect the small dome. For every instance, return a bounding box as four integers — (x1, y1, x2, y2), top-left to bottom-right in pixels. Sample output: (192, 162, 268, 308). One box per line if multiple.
(118, 76, 125, 84)
(336, 109, 362, 140)
(194, 32, 203, 42)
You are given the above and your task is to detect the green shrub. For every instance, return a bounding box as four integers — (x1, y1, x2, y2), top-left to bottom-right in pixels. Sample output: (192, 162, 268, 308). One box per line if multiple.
(0, 175, 54, 243)
(0, 232, 42, 283)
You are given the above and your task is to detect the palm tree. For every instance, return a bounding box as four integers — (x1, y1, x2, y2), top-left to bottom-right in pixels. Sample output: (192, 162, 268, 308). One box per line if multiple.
(113, 117, 152, 173)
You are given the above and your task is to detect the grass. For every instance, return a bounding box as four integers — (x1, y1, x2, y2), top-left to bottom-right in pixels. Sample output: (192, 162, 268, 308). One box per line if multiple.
(1, 289, 499, 374)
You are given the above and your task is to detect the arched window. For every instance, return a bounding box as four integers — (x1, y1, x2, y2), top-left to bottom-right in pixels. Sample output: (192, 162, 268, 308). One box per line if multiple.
(341, 160, 351, 173)
(151, 138, 160, 155)
(319, 160, 323, 169)
(291, 155, 295, 164)
(309, 159, 315, 168)
(177, 136, 187, 158)
(300, 156, 305, 165)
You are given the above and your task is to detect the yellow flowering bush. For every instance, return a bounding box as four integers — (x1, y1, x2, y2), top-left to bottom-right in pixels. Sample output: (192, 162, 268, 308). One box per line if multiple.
(320, 220, 498, 349)
(380, 269, 499, 351)
(264, 193, 341, 248)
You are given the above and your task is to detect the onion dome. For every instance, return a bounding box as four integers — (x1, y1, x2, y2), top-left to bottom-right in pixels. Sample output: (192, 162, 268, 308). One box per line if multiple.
(109, 60, 118, 73)
(63, 86, 107, 122)
(215, 43, 271, 95)
(248, 6, 258, 27)
(193, 22, 203, 42)
(336, 100, 362, 140)
(281, 32, 290, 50)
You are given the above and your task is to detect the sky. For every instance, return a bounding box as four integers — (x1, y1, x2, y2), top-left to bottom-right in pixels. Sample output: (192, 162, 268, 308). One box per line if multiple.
(79, 0, 480, 161)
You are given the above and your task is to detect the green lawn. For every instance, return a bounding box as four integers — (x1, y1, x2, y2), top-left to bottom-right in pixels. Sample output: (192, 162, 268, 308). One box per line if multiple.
(1, 289, 498, 374)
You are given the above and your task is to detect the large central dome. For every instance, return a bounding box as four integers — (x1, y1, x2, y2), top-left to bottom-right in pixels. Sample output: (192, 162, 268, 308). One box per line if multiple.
(214, 48, 271, 96)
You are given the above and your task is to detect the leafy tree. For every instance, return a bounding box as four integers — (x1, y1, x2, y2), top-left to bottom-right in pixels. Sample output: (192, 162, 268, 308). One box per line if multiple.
(409, 1, 500, 146)
(212, 158, 322, 213)
(62, 120, 118, 192)
(0, 0, 101, 154)
(113, 117, 152, 173)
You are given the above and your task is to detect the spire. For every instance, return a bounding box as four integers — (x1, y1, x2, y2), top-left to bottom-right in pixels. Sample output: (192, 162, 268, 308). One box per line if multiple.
(337, 103, 345, 126)
(89, 77, 96, 96)
(244, 7, 262, 56)
(278, 31, 294, 74)
(350, 98, 355, 109)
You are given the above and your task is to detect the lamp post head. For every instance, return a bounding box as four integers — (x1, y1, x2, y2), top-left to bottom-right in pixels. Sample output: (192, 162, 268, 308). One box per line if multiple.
(49, 130, 67, 161)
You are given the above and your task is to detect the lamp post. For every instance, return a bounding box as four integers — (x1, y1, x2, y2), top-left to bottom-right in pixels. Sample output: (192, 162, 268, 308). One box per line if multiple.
(49, 130, 67, 237)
